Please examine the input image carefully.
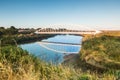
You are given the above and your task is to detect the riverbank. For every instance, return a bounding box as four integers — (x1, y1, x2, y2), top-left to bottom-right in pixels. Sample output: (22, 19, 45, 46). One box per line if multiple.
(0, 27, 56, 46)
(63, 31, 120, 71)
(16, 34, 56, 44)
(80, 36, 120, 69)
(80, 31, 120, 70)
(0, 34, 56, 46)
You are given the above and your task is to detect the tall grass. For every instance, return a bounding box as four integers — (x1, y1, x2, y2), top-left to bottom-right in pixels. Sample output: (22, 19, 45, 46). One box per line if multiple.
(80, 35, 120, 70)
(0, 46, 95, 80)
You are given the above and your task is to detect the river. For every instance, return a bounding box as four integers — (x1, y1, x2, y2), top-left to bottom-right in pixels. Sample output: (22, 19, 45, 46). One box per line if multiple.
(20, 35, 83, 64)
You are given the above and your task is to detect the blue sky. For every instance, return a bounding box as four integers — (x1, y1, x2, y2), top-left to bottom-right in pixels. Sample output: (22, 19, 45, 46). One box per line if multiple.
(0, 0, 120, 30)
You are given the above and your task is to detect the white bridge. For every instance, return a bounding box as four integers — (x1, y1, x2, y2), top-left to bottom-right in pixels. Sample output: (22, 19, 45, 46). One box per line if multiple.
(35, 25, 102, 35)
(35, 30, 101, 35)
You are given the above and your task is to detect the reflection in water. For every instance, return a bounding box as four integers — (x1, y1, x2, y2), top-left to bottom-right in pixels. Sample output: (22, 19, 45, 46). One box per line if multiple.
(20, 35, 82, 64)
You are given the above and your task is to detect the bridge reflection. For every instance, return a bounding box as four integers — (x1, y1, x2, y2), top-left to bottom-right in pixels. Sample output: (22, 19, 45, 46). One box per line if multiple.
(37, 41, 81, 54)
(38, 41, 81, 46)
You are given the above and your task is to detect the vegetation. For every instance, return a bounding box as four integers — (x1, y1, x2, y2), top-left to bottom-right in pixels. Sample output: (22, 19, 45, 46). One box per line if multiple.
(0, 46, 93, 80)
(101, 30, 120, 36)
(0, 26, 55, 46)
(1, 46, 120, 80)
(80, 35, 120, 70)
(0, 26, 18, 36)
(0, 28, 120, 80)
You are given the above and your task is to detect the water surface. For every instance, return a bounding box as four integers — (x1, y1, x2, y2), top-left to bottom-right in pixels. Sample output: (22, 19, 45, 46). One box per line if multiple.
(20, 35, 82, 64)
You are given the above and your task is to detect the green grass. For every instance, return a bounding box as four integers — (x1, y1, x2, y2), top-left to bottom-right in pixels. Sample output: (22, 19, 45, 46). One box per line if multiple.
(80, 35, 120, 69)
(0, 46, 93, 80)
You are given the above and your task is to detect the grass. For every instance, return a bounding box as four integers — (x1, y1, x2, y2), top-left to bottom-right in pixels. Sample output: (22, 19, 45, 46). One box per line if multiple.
(80, 35, 120, 70)
(82, 30, 120, 41)
(0, 46, 92, 80)
(101, 30, 120, 36)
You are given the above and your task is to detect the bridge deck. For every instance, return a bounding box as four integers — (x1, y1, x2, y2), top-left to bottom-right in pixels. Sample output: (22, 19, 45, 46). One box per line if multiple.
(35, 31, 96, 35)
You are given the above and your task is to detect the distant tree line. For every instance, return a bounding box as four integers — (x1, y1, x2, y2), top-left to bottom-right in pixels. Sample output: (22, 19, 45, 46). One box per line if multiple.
(0, 26, 18, 36)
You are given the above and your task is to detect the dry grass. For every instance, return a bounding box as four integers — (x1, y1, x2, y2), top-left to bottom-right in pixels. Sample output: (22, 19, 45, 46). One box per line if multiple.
(82, 30, 120, 41)
(80, 34, 120, 70)
(101, 30, 120, 36)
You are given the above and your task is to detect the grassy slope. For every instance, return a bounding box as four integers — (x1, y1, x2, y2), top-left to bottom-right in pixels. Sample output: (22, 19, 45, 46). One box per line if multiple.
(80, 36, 120, 69)
(0, 46, 94, 80)
(80, 30, 120, 70)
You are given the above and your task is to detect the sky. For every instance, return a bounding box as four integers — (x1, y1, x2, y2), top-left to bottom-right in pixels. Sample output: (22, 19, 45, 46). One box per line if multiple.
(0, 0, 120, 30)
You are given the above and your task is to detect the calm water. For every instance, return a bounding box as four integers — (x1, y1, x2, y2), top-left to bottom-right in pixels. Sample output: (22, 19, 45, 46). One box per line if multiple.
(20, 35, 83, 64)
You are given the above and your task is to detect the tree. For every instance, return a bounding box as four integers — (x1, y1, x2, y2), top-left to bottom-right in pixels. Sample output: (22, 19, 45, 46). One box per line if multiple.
(0, 27, 5, 36)
(0, 27, 5, 30)
(6, 26, 18, 35)
(10, 26, 16, 30)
